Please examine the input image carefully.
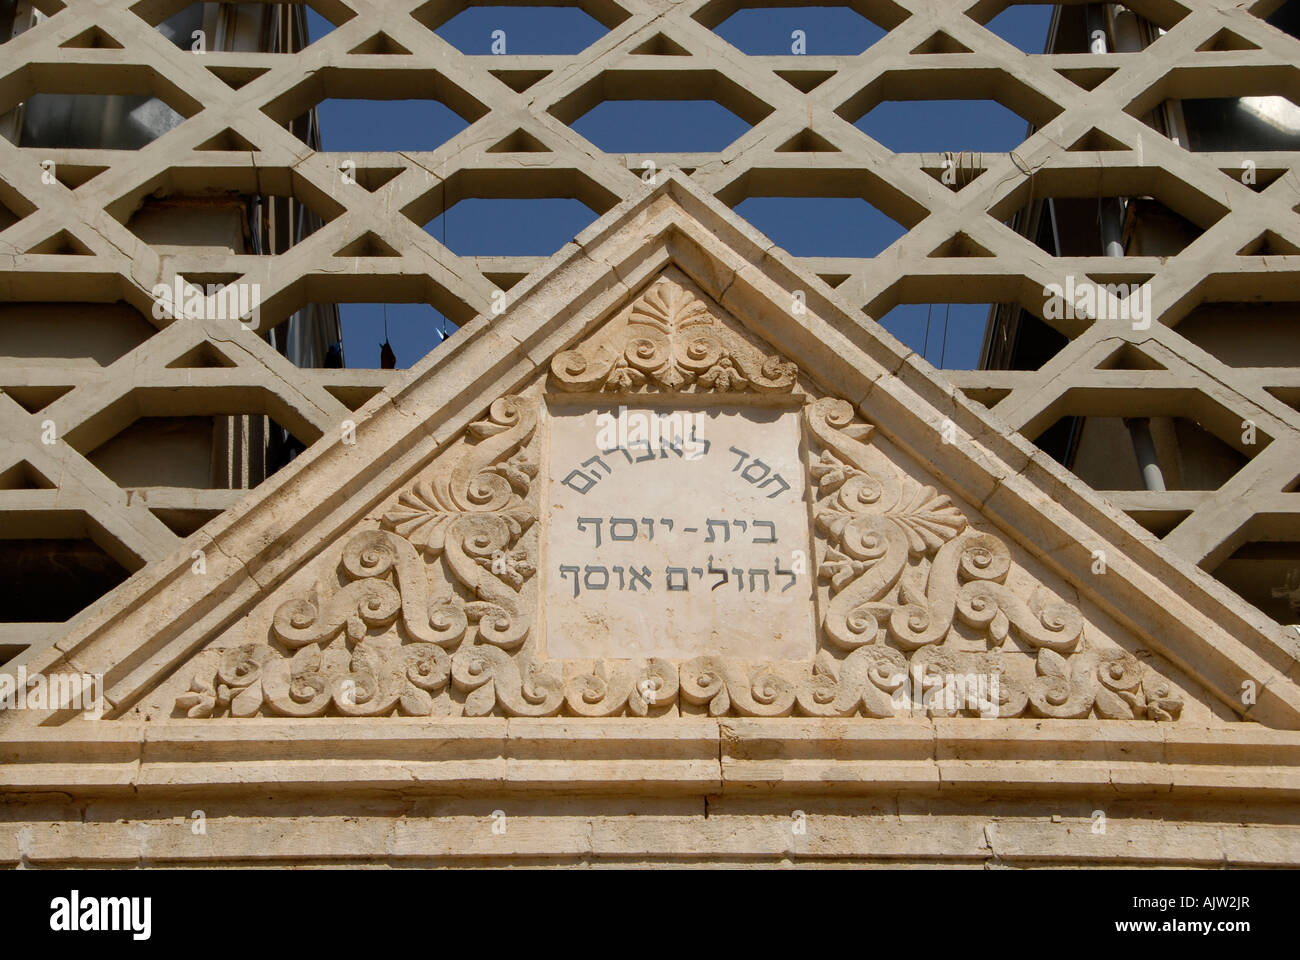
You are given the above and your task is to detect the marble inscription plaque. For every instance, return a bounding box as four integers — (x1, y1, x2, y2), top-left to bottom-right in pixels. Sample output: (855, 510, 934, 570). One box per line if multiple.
(545, 404, 815, 660)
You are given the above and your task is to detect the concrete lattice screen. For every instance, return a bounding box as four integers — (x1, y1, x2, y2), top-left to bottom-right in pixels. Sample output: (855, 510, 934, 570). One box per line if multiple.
(2, 0, 1300, 661)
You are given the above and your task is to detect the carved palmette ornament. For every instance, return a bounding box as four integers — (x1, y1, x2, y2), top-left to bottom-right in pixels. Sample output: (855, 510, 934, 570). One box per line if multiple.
(177, 331, 1183, 719)
(549, 278, 797, 394)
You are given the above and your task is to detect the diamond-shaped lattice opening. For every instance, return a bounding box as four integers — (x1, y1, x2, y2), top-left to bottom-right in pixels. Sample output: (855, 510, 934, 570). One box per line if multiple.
(1174, 301, 1300, 367)
(262, 68, 487, 151)
(552, 70, 773, 152)
(1207, 519, 1300, 626)
(709, 4, 888, 54)
(404, 168, 617, 256)
(1028, 399, 1267, 492)
(0, 302, 156, 366)
(836, 69, 1062, 150)
(428, 4, 613, 53)
(857, 99, 1033, 153)
(0, 515, 142, 624)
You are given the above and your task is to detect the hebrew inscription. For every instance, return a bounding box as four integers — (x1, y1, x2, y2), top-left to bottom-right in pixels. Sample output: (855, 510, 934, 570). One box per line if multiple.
(545, 404, 816, 660)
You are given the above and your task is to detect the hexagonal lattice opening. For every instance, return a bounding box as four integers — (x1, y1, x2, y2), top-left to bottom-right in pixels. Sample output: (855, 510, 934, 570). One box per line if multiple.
(66, 385, 324, 473)
(878, 303, 992, 369)
(1206, 515, 1300, 626)
(136, 1, 340, 50)
(0, 0, 65, 47)
(856, 99, 1032, 153)
(125, 187, 334, 253)
(710, 4, 887, 54)
(1030, 405, 1265, 492)
(1127, 63, 1300, 152)
(79, 410, 314, 490)
(0, 57, 204, 148)
(718, 166, 929, 255)
(333, 302, 459, 370)
(403, 167, 616, 257)
(972, 2, 1054, 53)
(968, 0, 1185, 51)
(836, 68, 1063, 144)
(8, 93, 187, 149)
(572, 100, 753, 152)
(1180, 96, 1300, 152)
(431, 4, 612, 53)
(988, 167, 1229, 257)
(262, 67, 487, 150)
(734, 196, 906, 257)
(551, 69, 774, 152)
(0, 510, 142, 625)
(313, 98, 471, 151)
(877, 301, 1067, 371)
(1174, 301, 1300, 367)
(431, 197, 601, 255)
(0, 302, 154, 366)
(263, 261, 478, 336)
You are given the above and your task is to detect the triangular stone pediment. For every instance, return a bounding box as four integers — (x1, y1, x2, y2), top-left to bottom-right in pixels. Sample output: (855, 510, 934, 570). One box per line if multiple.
(141, 270, 1217, 724)
(6, 176, 1300, 738)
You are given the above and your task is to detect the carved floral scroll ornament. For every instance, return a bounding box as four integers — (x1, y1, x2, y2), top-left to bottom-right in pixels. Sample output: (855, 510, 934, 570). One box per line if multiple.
(665, 400, 1181, 721)
(177, 395, 679, 719)
(549, 279, 797, 394)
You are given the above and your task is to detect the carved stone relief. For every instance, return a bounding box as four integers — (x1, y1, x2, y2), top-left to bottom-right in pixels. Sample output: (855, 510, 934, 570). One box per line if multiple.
(177, 277, 1183, 720)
